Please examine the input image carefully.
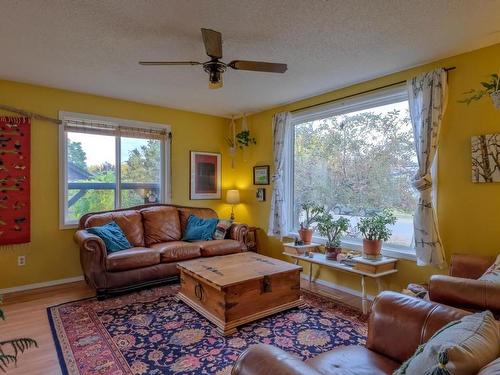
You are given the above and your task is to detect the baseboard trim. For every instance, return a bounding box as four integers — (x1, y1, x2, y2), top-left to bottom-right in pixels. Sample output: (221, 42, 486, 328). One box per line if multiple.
(300, 273, 375, 301)
(0, 276, 84, 295)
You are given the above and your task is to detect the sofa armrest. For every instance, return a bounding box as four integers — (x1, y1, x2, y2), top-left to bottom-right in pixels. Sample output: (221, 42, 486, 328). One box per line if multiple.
(367, 291, 469, 363)
(449, 254, 495, 279)
(429, 275, 500, 315)
(74, 230, 107, 289)
(228, 223, 249, 245)
(231, 344, 321, 375)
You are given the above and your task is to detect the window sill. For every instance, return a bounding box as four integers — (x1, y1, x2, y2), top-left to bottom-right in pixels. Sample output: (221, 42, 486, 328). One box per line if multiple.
(285, 232, 417, 262)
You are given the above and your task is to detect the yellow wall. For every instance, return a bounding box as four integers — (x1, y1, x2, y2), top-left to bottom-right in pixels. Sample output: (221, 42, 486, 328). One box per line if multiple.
(0, 79, 233, 289)
(228, 43, 500, 296)
(2, 43, 499, 294)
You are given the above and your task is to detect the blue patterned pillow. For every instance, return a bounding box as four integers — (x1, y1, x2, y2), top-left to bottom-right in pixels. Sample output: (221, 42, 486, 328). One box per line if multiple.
(87, 221, 132, 253)
(182, 215, 218, 241)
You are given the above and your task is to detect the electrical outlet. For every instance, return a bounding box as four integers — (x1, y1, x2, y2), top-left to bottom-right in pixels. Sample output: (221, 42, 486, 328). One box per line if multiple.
(17, 255, 26, 266)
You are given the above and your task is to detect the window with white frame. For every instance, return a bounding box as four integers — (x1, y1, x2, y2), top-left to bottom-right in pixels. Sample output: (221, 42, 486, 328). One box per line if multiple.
(59, 112, 170, 227)
(289, 85, 417, 253)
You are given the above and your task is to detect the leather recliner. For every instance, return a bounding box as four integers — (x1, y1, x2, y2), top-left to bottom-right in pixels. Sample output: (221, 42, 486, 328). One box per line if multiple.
(429, 253, 500, 317)
(231, 291, 500, 375)
(74, 204, 248, 298)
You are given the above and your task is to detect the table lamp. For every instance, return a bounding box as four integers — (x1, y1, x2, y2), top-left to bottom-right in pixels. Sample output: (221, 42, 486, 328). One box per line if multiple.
(226, 189, 240, 221)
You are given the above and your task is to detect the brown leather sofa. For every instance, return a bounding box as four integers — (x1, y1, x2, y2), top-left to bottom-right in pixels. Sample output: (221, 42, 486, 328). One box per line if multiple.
(74, 204, 248, 299)
(232, 291, 500, 375)
(429, 253, 500, 317)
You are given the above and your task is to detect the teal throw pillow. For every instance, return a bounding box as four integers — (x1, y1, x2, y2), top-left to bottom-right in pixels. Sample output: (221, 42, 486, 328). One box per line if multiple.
(183, 215, 218, 241)
(87, 221, 132, 253)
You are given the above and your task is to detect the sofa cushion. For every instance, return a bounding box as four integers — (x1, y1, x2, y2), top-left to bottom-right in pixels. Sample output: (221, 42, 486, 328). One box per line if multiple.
(394, 311, 500, 375)
(150, 241, 201, 263)
(198, 239, 243, 257)
(182, 215, 218, 241)
(178, 207, 218, 234)
(213, 219, 233, 240)
(85, 210, 144, 247)
(87, 221, 132, 253)
(141, 206, 182, 245)
(306, 345, 399, 375)
(479, 254, 500, 282)
(106, 247, 160, 272)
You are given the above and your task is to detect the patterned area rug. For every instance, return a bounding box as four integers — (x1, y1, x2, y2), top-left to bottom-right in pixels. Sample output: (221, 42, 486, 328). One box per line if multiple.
(48, 284, 367, 375)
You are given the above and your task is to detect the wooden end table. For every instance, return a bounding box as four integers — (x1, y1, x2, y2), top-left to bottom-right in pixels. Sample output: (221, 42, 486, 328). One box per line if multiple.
(283, 252, 397, 314)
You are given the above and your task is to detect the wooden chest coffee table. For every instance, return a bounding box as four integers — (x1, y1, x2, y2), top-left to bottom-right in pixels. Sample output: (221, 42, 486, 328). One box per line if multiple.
(176, 252, 303, 335)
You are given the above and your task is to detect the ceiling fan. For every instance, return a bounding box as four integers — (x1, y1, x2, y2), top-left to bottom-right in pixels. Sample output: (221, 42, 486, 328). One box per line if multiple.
(139, 28, 288, 89)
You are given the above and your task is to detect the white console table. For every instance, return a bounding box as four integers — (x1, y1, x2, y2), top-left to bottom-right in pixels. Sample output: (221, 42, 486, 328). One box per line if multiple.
(283, 252, 398, 314)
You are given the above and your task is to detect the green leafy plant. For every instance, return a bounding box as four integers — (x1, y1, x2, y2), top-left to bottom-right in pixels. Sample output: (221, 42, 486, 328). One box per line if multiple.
(299, 202, 325, 229)
(0, 297, 38, 372)
(357, 209, 396, 241)
(317, 213, 350, 248)
(459, 73, 500, 105)
(235, 130, 256, 149)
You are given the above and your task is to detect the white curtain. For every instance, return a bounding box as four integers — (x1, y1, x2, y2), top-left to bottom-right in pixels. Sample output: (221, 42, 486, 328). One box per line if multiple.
(268, 112, 292, 238)
(407, 68, 448, 268)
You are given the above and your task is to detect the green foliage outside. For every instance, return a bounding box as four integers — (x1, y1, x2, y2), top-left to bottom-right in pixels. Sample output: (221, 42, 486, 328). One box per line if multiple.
(294, 109, 417, 227)
(67, 139, 161, 220)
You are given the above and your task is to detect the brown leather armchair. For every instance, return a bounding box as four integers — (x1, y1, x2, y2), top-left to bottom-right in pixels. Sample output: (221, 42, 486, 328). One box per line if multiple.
(74, 204, 248, 299)
(232, 291, 500, 375)
(429, 253, 500, 317)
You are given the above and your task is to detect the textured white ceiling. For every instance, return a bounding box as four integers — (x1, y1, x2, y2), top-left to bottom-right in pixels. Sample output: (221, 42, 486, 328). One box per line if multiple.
(1, 0, 500, 117)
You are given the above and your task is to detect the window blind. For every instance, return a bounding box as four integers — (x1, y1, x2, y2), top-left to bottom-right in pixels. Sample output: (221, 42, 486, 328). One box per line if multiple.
(63, 119, 169, 140)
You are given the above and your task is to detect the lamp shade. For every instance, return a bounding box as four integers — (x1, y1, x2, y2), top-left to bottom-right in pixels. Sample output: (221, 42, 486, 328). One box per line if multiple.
(226, 189, 240, 205)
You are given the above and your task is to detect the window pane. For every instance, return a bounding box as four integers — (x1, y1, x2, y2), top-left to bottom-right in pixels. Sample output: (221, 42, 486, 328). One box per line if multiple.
(120, 137, 161, 208)
(294, 101, 417, 247)
(66, 132, 116, 222)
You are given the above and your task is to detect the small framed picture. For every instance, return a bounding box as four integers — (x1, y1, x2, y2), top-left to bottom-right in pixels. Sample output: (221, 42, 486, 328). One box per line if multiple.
(190, 151, 222, 200)
(253, 165, 270, 185)
(256, 188, 266, 201)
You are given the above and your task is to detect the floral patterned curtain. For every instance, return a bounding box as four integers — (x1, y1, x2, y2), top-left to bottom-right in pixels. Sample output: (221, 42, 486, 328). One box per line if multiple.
(407, 68, 448, 268)
(267, 112, 292, 238)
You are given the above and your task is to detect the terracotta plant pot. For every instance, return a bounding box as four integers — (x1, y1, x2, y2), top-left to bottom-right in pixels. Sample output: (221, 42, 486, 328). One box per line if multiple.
(325, 246, 342, 261)
(363, 239, 383, 259)
(298, 228, 313, 244)
(491, 91, 500, 109)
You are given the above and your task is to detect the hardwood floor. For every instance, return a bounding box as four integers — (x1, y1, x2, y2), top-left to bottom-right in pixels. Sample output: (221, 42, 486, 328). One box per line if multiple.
(0, 279, 364, 374)
(1, 281, 94, 375)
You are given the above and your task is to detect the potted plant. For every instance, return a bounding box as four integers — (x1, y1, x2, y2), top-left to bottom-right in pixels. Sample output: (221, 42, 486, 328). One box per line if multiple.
(235, 130, 257, 149)
(459, 72, 500, 109)
(357, 209, 396, 259)
(298, 202, 325, 244)
(317, 213, 350, 261)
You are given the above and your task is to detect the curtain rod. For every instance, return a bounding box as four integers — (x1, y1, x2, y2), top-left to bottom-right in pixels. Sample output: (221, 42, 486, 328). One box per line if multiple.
(0, 104, 62, 124)
(291, 66, 456, 114)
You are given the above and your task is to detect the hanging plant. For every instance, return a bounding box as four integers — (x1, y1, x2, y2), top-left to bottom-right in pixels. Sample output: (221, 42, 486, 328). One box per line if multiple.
(459, 72, 500, 109)
(235, 130, 256, 149)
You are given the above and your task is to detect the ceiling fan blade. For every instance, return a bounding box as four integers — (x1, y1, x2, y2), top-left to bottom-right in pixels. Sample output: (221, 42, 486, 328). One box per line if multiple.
(228, 60, 287, 73)
(201, 28, 222, 59)
(139, 61, 202, 66)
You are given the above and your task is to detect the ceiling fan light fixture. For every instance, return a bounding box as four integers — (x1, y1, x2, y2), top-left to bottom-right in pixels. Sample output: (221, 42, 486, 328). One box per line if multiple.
(208, 68, 223, 89)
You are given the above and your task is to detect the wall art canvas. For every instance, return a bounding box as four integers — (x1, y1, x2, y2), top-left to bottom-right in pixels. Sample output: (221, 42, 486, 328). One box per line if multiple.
(0, 117, 30, 245)
(471, 134, 500, 183)
(190, 151, 221, 199)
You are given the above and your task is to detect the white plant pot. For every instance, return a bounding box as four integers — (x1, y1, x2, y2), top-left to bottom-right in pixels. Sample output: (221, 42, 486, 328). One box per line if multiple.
(491, 91, 500, 109)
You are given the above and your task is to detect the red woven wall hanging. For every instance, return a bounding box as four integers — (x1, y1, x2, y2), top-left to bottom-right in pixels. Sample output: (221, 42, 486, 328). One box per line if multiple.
(0, 116, 30, 245)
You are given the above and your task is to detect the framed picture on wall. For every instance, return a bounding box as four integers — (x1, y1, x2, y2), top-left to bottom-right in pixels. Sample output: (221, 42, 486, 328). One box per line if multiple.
(253, 165, 270, 185)
(256, 188, 266, 202)
(190, 151, 222, 199)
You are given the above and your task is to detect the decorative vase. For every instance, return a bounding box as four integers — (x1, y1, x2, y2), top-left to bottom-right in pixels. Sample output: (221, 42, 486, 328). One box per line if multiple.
(298, 228, 313, 244)
(325, 246, 342, 261)
(491, 91, 500, 109)
(362, 239, 382, 259)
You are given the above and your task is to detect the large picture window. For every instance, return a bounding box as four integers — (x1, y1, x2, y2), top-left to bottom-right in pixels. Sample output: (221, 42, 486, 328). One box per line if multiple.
(59, 112, 170, 227)
(290, 86, 417, 254)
